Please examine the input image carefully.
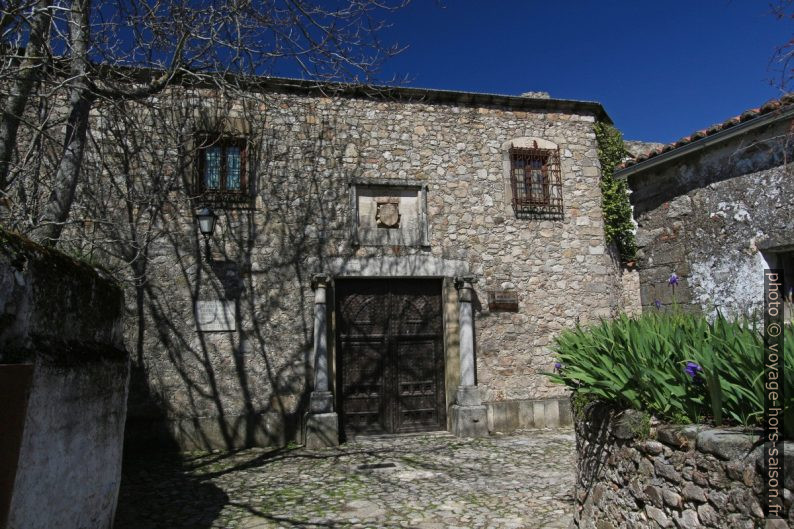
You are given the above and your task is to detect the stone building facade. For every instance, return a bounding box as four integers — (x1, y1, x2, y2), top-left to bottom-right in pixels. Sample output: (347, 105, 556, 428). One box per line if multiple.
(617, 96, 794, 320)
(31, 79, 629, 450)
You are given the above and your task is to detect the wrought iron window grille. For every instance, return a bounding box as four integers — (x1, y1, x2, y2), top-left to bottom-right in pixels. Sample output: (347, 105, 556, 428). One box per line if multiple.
(195, 135, 252, 206)
(509, 146, 563, 219)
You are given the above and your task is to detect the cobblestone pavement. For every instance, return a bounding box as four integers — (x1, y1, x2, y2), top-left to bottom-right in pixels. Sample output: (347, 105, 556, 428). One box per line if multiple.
(115, 428, 575, 529)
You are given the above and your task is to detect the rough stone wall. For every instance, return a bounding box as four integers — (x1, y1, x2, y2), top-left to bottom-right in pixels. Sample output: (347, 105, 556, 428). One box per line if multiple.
(63, 85, 624, 449)
(627, 118, 794, 317)
(0, 229, 128, 529)
(607, 244, 643, 318)
(574, 403, 794, 528)
(620, 267, 643, 318)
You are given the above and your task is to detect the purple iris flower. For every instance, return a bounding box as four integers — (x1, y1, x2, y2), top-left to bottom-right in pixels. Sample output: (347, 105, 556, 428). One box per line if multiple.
(669, 273, 679, 286)
(554, 362, 562, 372)
(654, 299, 662, 309)
(685, 362, 703, 384)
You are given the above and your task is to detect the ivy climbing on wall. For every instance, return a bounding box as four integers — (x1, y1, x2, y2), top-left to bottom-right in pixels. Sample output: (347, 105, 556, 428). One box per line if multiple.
(594, 122, 637, 263)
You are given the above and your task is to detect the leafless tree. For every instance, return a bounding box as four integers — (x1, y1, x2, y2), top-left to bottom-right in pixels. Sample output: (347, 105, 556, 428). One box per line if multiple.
(0, 0, 408, 244)
(0, 0, 411, 451)
(770, 0, 794, 92)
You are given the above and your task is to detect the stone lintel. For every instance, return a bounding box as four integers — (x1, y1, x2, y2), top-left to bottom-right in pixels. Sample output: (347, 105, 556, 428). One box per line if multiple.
(313, 256, 471, 278)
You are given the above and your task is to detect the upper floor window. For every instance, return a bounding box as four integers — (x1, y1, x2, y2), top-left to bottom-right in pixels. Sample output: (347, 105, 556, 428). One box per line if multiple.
(509, 146, 562, 217)
(197, 136, 248, 199)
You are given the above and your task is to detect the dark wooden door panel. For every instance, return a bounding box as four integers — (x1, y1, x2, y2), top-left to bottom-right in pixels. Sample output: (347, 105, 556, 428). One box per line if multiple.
(340, 340, 387, 434)
(336, 278, 445, 437)
(336, 281, 389, 336)
(394, 339, 444, 433)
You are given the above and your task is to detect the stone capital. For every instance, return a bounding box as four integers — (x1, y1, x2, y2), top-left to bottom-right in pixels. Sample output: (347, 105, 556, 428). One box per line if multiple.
(454, 275, 478, 291)
(311, 274, 330, 291)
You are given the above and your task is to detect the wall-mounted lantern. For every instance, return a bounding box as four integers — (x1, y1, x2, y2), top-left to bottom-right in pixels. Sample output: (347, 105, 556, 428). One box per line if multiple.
(196, 207, 217, 262)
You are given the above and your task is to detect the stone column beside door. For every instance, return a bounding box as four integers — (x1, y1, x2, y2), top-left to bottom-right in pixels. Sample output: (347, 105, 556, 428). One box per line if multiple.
(450, 275, 488, 437)
(304, 274, 340, 448)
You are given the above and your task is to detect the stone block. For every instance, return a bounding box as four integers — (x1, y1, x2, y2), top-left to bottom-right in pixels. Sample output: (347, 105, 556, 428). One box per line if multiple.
(518, 400, 535, 428)
(644, 485, 664, 508)
(637, 440, 664, 455)
(612, 409, 647, 440)
(645, 505, 671, 528)
(697, 503, 718, 526)
(663, 489, 683, 509)
(304, 412, 339, 449)
(486, 400, 519, 433)
(657, 424, 700, 450)
(558, 398, 573, 427)
(309, 391, 334, 413)
(654, 459, 682, 483)
(673, 509, 700, 528)
(682, 483, 707, 503)
(456, 385, 483, 407)
(451, 404, 488, 438)
(544, 399, 560, 428)
(533, 401, 546, 428)
(696, 429, 757, 461)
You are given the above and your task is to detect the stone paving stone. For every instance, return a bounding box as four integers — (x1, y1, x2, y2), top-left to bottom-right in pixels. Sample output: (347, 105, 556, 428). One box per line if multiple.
(114, 428, 575, 529)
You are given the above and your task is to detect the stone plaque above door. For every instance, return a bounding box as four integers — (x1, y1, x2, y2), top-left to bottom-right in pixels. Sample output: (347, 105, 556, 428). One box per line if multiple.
(350, 178, 429, 247)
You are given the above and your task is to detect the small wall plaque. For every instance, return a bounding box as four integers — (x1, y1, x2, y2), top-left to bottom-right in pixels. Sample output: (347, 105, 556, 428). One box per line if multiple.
(195, 300, 236, 331)
(487, 290, 519, 312)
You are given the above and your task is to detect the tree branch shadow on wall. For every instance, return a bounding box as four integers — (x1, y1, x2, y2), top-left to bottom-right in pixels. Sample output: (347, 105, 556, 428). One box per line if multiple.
(78, 96, 362, 525)
(23, 90, 461, 527)
(105, 95, 365, 456)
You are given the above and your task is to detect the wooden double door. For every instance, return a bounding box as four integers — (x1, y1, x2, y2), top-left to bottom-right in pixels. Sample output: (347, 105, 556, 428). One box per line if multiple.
(335, 278, 446, 436)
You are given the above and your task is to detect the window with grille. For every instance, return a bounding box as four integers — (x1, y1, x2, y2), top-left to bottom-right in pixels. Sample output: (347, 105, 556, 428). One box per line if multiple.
(509, 147, 563, 218)
(196, 136, 249, 202)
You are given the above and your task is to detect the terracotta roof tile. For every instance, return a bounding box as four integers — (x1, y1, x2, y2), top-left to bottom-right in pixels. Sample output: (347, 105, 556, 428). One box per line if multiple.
(617, 94, 793, 171)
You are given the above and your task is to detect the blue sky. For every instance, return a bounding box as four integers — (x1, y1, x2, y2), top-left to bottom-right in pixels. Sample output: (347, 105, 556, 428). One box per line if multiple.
(367, 1, 791, 143)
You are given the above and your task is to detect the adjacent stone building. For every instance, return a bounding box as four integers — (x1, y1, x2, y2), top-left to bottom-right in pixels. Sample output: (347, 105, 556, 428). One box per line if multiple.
(617, 95, 794, 320)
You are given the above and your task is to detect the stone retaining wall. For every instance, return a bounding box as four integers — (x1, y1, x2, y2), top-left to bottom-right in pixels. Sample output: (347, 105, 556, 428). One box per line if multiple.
(574, 402, 793, 528)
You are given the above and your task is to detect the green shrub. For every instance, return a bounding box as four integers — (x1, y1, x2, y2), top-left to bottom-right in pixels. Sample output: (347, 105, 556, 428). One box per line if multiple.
(594, 122, 637, 262)
(547, 312, 793, 438)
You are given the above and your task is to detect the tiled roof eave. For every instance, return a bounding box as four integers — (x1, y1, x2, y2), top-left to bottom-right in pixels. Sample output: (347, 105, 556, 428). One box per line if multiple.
(615, 104, 794, 180)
